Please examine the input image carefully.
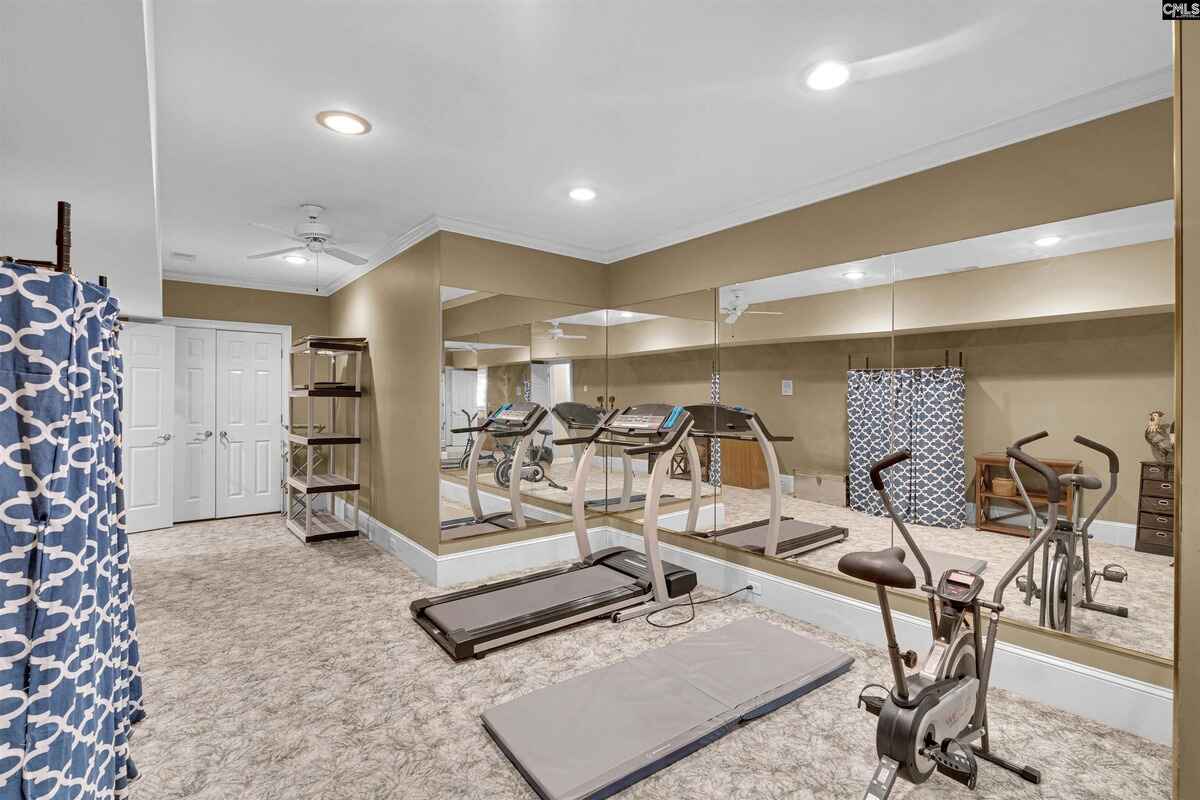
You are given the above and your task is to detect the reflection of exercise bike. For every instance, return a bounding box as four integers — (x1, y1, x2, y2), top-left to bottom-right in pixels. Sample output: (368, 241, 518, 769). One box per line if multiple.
(838, 446, 1049, 797)
(442, 410, 496, 471)
(495, 428, 566, 490)
(1011, 431, 1128, 632)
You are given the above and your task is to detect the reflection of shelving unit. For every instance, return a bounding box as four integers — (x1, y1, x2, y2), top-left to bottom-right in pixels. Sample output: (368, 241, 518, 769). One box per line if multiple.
(285, 336, 367, 543)
(974, 452, 1079, 537)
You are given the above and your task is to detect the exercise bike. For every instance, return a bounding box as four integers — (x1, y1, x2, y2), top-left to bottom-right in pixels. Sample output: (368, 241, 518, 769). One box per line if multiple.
(837, 446, 1053, 798)
(495, 427, 566, 490)
(1010, 431, 1128, 632)
(441, 410, 496, 471)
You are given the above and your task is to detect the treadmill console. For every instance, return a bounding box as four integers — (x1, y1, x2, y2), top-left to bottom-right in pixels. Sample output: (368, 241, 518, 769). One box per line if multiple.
(490, 402, 543, 429)
(609, 404, 685, 435)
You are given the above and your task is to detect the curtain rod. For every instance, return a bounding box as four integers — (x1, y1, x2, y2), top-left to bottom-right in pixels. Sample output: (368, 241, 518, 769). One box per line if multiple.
(849, 349, 964, 371)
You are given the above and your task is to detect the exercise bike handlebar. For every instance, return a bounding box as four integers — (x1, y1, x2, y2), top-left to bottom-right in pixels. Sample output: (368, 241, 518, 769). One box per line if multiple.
(1006, 447, 1062, 503)
(1074, 435, 1119, 474)
(1012, 430, 1049, 448)
(870, 449, 911, 491)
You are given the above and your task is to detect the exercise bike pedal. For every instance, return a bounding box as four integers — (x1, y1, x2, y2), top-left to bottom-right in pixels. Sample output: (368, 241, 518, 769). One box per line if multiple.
(926, 740, 978, 790)
(1100, 564, 1128, 583)
(857, 687, 887, 718)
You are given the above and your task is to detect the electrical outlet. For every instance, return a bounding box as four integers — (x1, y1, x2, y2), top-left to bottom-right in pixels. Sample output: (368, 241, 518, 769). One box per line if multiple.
(747, 581, 762, 596)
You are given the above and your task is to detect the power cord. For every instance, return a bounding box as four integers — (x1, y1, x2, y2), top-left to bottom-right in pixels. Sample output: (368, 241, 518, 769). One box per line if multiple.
(643, 584, 754, 629)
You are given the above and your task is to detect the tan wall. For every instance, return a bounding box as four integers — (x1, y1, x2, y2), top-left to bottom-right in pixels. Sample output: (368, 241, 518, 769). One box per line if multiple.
(163, 279, 330, 339)
(1176, 21, 1195, 798)
(608, 101, 1172, 306)
(328, 235, 442, 551)
(486, 363, 531, 410)
(438, 231, 609, 307)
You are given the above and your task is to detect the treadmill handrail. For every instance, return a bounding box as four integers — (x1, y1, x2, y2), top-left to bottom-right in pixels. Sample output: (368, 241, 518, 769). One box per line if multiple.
(451, 424, 487, 434)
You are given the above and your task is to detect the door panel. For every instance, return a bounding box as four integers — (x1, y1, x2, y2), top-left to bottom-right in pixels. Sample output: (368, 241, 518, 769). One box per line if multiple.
(120, 322, 175, 532)
(174, 328, 216, 522)
(216, 330, 281, 517)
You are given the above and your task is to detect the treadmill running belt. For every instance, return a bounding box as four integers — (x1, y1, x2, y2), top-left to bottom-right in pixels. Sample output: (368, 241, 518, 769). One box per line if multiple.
(423, 565, 637, 634)
(712, 518, 846, 554)
(482, 618, 853, 800)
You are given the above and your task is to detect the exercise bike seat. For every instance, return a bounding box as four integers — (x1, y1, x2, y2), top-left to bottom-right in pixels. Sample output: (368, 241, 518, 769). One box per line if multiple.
(538, 428, 553, 436)
(838, 547, 917, 589)
(1059, 473, 1102, 491)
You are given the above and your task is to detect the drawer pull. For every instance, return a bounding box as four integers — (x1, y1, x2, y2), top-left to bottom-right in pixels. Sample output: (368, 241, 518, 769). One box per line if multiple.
(1158, 499, 1170, 506)
(1156, 532, 1168, 539)
(1158, 517, 1169, 524)
(1161, 483, 1172, 489)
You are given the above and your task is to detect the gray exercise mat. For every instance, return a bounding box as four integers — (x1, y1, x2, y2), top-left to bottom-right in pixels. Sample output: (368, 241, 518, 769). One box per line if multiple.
(424, 566, 634, 634)
(482, 617, 853, 800)
(907, 547, 987, 579)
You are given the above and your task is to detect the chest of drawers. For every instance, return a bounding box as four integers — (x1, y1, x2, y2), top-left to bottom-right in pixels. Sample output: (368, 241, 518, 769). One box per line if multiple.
(1136, 461, 1175, 556)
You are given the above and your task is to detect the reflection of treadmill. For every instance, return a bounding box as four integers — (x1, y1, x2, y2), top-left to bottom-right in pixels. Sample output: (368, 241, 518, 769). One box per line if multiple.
(413, 403, 699, 660)
(441, 401, 548, 537)
(550, 401, 668, 511)
(685, 404, 848, 558)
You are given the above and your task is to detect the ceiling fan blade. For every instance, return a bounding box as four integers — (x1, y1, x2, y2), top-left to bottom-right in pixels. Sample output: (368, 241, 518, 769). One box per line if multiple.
(561, 334, 587, 340)
(248, 246, 306, 260)
(249, 221, 304, 242)
(324, 247, 368, 266)
(746, 310, 784, 316)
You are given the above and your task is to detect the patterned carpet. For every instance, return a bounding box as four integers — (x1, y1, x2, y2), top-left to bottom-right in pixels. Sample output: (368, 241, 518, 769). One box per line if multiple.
(128, 515, 1170, 799)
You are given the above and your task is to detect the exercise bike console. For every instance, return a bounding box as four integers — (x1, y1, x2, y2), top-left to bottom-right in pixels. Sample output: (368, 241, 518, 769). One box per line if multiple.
(936, 570, 983, 606)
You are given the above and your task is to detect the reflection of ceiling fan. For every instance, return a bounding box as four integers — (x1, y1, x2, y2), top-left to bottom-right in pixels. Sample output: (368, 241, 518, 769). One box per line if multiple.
(247, 204, 368, 266)
(720, 289, 785, 324)
(544, 322, 586, 340)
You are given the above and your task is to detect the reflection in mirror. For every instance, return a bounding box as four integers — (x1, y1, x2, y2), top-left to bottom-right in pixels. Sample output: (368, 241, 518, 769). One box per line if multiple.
(886, 200, 1174, 659)
(585, 292, 718, 529)
(439, 288, 606, 541)
(699, 261, 895, 563)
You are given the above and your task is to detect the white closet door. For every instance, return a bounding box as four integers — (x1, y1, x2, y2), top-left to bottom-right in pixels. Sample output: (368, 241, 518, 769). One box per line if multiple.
(174, 328, 216, 522)
(448, 369, 479, 448)
(120, 322, 176, 533)
(216, 330, 282, 517)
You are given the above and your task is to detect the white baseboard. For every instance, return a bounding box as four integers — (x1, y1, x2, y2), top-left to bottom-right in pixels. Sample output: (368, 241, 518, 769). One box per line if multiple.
(965, 502, 1137, 549)
(335, 498, 1171, 745)
(440, 479, 570, 523)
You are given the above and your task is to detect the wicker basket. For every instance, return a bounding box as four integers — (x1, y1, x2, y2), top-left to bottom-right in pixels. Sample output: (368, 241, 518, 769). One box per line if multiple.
(991, 477, 1017, 497)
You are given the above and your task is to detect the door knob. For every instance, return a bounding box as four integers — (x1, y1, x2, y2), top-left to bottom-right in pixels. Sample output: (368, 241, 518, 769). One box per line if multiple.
(154, 432, 173, 444)
(219, 431, 230, 444)
(191, 430, 213, 443)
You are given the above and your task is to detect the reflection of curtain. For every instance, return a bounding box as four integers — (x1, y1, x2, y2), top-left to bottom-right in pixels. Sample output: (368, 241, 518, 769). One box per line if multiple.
(708, 370, 721, 487)
(0, 263, 142, 798)
(847, 367, 965, 528)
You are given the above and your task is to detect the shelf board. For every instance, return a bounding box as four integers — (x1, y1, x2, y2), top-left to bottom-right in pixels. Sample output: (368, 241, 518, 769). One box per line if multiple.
(287, 473, 360, 494)
(286, 511, 358, 543)
(292, 337, 367, 355)
(288, 432, 362, 446)
(977, 519, 1032, 538)
(290, 386, 362, 398)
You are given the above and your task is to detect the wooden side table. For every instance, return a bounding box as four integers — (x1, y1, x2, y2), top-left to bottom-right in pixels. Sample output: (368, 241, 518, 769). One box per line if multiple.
(974, 452, 1080, 537)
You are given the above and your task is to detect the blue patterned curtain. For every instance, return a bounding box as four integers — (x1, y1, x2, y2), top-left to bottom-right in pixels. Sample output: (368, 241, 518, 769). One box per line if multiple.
(0, 263, 142, 799)
(847, 367, 965, 528)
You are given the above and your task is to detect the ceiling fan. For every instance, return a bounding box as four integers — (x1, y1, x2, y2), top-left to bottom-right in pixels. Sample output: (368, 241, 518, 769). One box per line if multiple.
(720, 289, 785, 324)
(247, 204, 368, 266)
(544, 322, 587, 340)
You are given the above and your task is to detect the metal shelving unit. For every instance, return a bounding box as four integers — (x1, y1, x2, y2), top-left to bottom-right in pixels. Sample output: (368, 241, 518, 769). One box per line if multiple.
(285, 336, 367, 543)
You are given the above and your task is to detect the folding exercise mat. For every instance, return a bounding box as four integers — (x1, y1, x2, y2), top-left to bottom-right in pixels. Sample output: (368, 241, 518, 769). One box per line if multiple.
(482, 617, 854, 800)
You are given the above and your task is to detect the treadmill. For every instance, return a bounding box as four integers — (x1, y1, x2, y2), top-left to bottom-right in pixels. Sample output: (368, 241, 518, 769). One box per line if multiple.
(441, 401, 549, 538)
(684, 404, 848, 558)
(413, 403, 699, 660)
(551, 401, 668, 512)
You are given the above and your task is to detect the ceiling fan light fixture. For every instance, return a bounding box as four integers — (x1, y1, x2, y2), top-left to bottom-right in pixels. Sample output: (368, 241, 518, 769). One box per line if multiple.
(842, 270, 866, 280)
(283, 254, 308, 265)
(316, 110, 372, 135)
(806, 60, 850, 91)
(1034, 235, 1062, 248)
(569, 187, 597, 202)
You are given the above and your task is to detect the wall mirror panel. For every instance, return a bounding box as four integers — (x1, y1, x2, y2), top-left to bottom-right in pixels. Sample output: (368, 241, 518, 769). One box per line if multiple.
(707, 259, 896, 565)
(881, 201, 1175, 659)
(596, 291, 719, 527)
(439, 287, 607, 541)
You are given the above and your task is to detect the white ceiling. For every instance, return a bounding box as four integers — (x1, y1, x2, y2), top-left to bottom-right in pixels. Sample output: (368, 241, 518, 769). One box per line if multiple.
(1, 1, 162, 318)
(550, 310, 664, 327)
(441, 286, 475, 303)
(28, 2, 1167, 298)
(724, 200, 1174, 306)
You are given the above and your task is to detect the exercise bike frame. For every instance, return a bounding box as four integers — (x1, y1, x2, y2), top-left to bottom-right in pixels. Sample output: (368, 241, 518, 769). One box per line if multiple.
(852, 448, 1052, 798)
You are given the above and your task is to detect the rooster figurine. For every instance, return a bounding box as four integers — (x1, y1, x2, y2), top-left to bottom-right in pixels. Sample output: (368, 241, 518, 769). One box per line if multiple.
(1145, 410, 1175, 464)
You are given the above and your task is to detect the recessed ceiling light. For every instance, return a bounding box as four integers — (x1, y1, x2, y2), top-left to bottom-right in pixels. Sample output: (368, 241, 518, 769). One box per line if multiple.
(620, 311, 633, 318)
(1034, 235, 1062, 248)
(284, 254, 308, 265)
(316, 110, 372, 135)
(806, 61, 850, 91)
(843, 270, 866, 280)
(569, 187, 597, 202)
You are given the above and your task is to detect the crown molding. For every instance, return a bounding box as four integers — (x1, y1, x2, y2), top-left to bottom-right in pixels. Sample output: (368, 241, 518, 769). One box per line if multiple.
(162, 269, 327, 296)
(597, 67, 1173, 263)
(434, 215, 610, 263)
